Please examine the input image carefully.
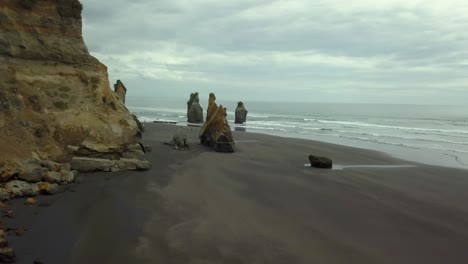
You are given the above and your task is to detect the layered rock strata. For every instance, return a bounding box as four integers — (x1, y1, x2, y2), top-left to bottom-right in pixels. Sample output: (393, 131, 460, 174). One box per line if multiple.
(0, 0, 149, 199)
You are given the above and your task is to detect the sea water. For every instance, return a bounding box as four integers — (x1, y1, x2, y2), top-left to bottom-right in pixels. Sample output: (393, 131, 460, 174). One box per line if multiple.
(127, 97, 468, 170)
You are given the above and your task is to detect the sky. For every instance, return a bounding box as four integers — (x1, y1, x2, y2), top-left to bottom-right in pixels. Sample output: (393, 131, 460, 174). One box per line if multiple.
(80, 0, 468, 104)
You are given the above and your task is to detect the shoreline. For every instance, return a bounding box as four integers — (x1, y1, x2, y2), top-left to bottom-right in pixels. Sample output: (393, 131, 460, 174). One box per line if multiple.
(147, 121, 468, 171)
(6, 123, 468, 263)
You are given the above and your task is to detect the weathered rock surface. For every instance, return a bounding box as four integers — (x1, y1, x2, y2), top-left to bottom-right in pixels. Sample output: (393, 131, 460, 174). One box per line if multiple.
(187, 92, 204, 123)
(17, 160, 47, 182)
(71, 157, 115, 172)
(309, 155, 333, 169)
(0, 0, 142, 169)
(165, 131, 190, 150)
(5, 180, 38, 198)
(114, 80, 127, 104)
(71, 157, 151, 172)
(199, 93, 235, 152)
(235, 101, 248, 124)
(37, 182, 63, 195)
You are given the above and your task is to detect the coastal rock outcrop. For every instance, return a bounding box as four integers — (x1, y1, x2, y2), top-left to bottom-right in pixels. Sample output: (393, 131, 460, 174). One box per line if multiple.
(0, 0, 147, 178)
(309, 155, 333, 169)
(187, 92, 204, 123)
(114, 80, 127, 104)
(235, 101, 248, 124)
(199, 93, 235, 152)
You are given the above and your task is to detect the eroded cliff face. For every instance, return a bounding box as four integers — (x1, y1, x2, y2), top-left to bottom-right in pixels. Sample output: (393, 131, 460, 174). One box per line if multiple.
(0, 0, 140, 165)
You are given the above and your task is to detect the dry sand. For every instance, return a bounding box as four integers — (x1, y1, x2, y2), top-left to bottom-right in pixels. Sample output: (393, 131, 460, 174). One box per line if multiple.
(5, 123, 468, 264)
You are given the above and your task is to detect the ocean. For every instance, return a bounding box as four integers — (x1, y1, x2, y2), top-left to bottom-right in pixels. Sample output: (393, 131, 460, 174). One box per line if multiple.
(127, 97, 468, 170)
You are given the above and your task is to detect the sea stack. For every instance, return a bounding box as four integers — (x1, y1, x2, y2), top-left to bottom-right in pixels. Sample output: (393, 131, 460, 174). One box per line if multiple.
(114, 80, 127, 104)
(187, 92, 204, 123)
(0, 0, 149, 177)
(235, 101, 248, 124)
(199, 93, 235, 152)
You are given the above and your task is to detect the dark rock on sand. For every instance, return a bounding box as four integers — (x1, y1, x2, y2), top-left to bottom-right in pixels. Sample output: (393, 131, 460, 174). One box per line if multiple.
(235, 101, 248, 124)
(187, 92, 204, 123)
(199, 93, 235, 152)
(309, 155, 333, 169)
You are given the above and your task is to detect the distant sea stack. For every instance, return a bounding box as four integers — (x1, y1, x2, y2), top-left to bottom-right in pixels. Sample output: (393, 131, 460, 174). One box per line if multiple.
(114, 80, 127, 104)
(187, 92, 204, 123)
(235, 101, 248, 124)
(0, 0, 146, 171)
(199, 93, 235, 152)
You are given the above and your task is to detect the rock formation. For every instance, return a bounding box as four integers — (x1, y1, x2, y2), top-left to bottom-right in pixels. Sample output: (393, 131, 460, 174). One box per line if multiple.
(235, 101, 248, 124)
(309, 155, 333, 169)
(0, 0, 149, 197)
(187, 92, 204, 123)
(114, 80, 127, 104)
(199, 93, 235, 152)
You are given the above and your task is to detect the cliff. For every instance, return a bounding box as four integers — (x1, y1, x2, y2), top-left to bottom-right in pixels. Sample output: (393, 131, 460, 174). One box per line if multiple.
(0, 0, 142, 166)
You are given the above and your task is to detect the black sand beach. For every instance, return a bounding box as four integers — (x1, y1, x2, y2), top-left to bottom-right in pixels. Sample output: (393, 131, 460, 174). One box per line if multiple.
(5, 123, 468, 264)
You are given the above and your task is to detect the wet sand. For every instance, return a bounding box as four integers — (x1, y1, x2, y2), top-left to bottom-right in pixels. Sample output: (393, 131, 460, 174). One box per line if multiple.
(6, 123, 468, 263)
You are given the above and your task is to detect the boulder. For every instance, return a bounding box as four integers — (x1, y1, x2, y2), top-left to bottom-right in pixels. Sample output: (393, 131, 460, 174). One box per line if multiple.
(187, 92, 204, 123)
(43, 171, 62, 184)
(0, 189, 10, 201)
(25, 197, 38, 205)
(61, 170, 76, 183)
(234, 101, 248, 124)
(5, 180, 39, 198)
(37, 182, 63, 195)
(309, 155, 333, 169)
(199, 93, 235, 152)
(39, 160, 71, 172)
(116, 159, 151, 171)
(71, 156, 150, 172)
(70, 157, 115, 172)
(0, 163, 17, 182)
(17, 160, 47, 183)
(0, 247, 15, 263)
(165, 131, 190, 150)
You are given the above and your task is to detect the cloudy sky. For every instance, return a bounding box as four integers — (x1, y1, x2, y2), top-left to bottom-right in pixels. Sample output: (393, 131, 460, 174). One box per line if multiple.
(80, 0, 468, 104)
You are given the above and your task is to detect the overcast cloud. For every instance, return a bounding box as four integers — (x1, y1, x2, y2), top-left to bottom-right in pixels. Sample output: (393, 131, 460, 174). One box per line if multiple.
(80, 0, 468, 104)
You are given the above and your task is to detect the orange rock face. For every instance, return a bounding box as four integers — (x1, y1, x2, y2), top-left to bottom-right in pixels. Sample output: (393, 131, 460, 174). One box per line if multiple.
(199, 93, 235, 152)
(0, 0, 141, 165)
